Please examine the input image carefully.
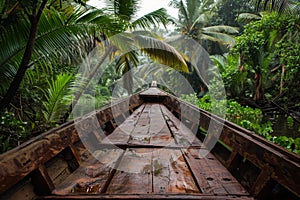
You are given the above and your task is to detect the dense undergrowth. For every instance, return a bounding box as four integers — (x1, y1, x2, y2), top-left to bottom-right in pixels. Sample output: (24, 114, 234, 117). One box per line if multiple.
(181, 93, 300, 155)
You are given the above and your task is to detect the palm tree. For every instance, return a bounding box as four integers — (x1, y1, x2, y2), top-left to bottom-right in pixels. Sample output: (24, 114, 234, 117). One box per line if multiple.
(236, 0, 300, 102)
(166, 0, 239, 94)
(0, 0, 49, 112)
(60, 0, 190, 121)
(254, 0, 300, 15)
(169, 0, 239, 49)
(0, 0, 116, 112)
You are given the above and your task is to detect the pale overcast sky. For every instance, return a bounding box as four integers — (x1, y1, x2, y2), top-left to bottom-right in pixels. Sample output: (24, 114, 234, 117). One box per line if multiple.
(87, 0, 178, 19)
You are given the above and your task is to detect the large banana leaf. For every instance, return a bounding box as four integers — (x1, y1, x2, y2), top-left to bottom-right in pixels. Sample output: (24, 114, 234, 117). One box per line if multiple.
(237, 13, 262, 24)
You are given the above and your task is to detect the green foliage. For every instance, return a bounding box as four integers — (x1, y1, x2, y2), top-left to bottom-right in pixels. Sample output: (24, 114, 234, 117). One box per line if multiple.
(230, 12, 300, 102)
(169, 0, 238, 51)
(271, 136, 300, 155)
(0, 112, 30, 153)
(40, 73, 74, 124)
(210, 0, 254, 27)
(180, 94, 300, 154)
(287, 116, 294, 128)
(180, 93, 200, 107)
(231, 13, 280, 67)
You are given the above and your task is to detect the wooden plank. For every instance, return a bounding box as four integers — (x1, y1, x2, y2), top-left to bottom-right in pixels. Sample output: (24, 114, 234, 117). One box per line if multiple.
(39, 194, 254, 199)
(126, 103, 176, 147)
(181, 148, 211, 194)
(46, 157, 70, 186)
(31, 165, 55, 195)
(2, 179, 36, 200)
(52, 148, 124, 195)
(184, 148, 249, 196)
(106, 148, 152, 194)
(149, 104, 175, 146)
(102, 105, 145, 145)
(139, 87, 168, 97)
(164, 95, 300, 198)
(128, 104, 152, 145)
(250, 169, 272, 197)
(152, 148, 199, 193)
(160, 105, 201, 147)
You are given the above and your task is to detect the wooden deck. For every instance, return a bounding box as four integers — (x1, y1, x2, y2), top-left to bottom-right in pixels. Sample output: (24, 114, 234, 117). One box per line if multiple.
(48, 103, 250, 199)
(1, 85, 299, 200)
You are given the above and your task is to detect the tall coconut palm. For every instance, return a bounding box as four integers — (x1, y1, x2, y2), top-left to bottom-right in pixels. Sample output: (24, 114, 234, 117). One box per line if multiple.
(169, 0, 239, 48)
(166, 0, 239, 94)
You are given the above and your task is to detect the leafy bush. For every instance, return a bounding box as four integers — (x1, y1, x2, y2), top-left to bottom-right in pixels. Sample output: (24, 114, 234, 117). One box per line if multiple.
(0, 112, 30, 153)
(181, 94, 300, 154)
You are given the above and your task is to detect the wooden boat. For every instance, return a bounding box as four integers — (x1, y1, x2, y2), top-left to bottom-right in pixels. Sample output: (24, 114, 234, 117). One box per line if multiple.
(1, 83, 299, 200)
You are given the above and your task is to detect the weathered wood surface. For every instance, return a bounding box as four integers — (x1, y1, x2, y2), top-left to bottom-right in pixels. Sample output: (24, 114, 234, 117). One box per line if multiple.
(0, 93, 143, 195)
(46, 103, 250, 199)
(163, 92, 300, 198)
(39, 194, 254, 199)
(1, 85, 299, 199)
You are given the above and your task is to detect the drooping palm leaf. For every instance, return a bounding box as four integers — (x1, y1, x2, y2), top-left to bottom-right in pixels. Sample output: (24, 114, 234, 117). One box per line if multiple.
(0, 18, 30, 95)
(202, 25, 239, 35)
(201, 31, 236, 45)
(133, 35, 189, 73)
(104, 0, 139, 21)
(237, 13, 262, 24)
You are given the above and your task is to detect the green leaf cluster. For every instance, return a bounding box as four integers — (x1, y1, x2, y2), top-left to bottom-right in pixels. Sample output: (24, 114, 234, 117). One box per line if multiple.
(181, 93, 300, 154)
(0, 112, 30, 153)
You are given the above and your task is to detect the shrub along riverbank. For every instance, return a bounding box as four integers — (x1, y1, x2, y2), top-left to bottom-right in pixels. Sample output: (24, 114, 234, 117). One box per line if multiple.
(181, 93, 300, 155)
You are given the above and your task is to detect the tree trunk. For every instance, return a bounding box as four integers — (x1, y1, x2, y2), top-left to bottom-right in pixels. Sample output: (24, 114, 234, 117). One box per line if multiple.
(0, 0, 48, 113)
(254, 70, 263, 101)
(280, 64, 285, 95)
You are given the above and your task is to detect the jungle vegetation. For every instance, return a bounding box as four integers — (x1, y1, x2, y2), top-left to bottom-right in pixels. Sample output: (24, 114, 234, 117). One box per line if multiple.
(0, 0, 299, 154)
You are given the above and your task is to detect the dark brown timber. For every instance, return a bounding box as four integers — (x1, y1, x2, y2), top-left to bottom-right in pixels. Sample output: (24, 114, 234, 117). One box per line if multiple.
(0, 85, 299, 200)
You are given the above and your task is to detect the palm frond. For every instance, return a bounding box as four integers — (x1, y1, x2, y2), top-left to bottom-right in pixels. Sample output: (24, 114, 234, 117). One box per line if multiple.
(201, 31, 236, 44)
(110, 32, 136, 53)
(0, 18, 30, 95)
(74, 6, 122, 35)
(130, 8, 169, 30)
(254, 0, 298, 15)
(237, 13, 262, 24)
(105, 0, 139, 21)
(178, 0, 190, 24)
(186, 0, 200, 21)
(115, 51, 139, 74)
(0, 7, 100, 95)
(133, 35, 189, 73)
(191, 12, 212, 30)
(202, 25, 239, 34)
(41, 73, 74, 123)
(210, 55, 227, 72)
